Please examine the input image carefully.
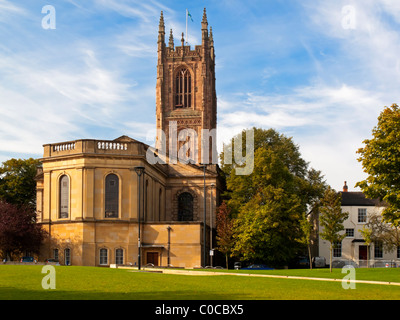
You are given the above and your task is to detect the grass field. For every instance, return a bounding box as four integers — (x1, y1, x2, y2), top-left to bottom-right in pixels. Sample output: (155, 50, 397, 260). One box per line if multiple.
(1, 265, 400, 300)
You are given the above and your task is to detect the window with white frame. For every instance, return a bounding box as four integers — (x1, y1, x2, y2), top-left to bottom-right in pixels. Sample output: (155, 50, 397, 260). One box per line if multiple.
(358, 208, 367, 223)
(345, 228, 354, 237)
(333, 241, 342, 257)
(374, 241, 383, 259)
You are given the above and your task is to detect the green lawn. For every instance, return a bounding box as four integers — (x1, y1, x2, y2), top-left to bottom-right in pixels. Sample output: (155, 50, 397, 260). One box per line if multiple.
(1, 265, 400, 300)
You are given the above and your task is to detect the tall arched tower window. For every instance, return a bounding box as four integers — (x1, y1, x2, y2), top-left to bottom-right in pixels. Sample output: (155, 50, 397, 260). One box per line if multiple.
(59, 175, 69, 218)
(175, 68, 192, 108)
(105, 174, 119, 218)
(178, 192, 194, 221)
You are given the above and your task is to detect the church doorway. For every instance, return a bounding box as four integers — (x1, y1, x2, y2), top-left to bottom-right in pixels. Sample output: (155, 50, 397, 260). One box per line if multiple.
(146, 252, 159, 266)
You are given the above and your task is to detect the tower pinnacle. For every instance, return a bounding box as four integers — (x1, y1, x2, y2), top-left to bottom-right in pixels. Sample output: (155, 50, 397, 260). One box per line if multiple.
(169, 29, 174, 49)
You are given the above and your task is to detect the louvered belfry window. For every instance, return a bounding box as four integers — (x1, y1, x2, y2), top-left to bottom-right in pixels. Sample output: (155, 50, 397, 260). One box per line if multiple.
(105, 174, 119, 218)
(175, 68, 192, 108)
(59, 175, 69, 218)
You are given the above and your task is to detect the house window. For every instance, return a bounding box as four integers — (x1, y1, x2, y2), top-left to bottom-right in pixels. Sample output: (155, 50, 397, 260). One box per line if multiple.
(333, 241, 342, 257)
(178, 192, 194, 221)
(64, 248, 71, 265)
(105, 174, 119, 218)
(358, 208, 367, 223)
(397, 246, 400, 259)
(175, 68, 192, 108)
(59, 175, 69, 218)
(345, 228, 354, 237)
(115, 249, 124, 265)
(374, 241, 383, 259)
(100, 248, 108, 265)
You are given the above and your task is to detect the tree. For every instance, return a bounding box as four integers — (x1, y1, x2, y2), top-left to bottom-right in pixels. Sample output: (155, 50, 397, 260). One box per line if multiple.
(356, 104, 400, 225)
(215, 201, 234, 269)
(319, 187, 349, 272)
(221, 128, 327, 267)
(231, 186, 303, 266)
(0, 158, 41, 209)
(361, 213, 400, 266)
(299, 210, 314, 269)
(0, 201, 47, 260)
(359, 225, 373, 268)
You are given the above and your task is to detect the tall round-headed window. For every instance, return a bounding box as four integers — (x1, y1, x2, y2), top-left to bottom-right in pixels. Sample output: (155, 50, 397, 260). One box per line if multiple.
(175, 68, 192, 108)
(178, 192, 194, 221)
(105, 174, 119, 218)
(59, 175, 69, 219)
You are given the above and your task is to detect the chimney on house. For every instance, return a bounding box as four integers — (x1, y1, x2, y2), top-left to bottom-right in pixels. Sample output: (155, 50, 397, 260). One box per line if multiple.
(343, 181, 348, 192)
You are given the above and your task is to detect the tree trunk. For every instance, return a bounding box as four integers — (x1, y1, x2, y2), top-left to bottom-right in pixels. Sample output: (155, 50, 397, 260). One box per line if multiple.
(225, 253, 229, 270)
(308, 244, 312, 270)
(329, 244, 333, 273)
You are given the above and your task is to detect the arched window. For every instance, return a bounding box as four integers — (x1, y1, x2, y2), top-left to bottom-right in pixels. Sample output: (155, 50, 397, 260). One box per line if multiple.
(64, 248, 71, 266)
(105, 174, 119, 218)
(175, 68, 192, 108)
(178, 192, 194, 221)
(59, 175, 69, 218)
(99, 248, 108, 265)
(158, 188, 162, 221)
(115, 248, 124, 265)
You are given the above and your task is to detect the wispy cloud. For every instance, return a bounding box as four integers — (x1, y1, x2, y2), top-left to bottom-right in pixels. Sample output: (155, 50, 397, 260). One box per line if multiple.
(0, 1, 398, 191)
(0, 0, 27, 21)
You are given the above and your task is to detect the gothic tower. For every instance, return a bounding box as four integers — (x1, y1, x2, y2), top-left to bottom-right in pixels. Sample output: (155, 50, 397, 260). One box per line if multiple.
(156, 9, 217, 165)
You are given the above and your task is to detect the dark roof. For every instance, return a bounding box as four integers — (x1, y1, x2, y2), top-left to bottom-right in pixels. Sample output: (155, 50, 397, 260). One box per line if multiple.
(340, 191, 385, 207)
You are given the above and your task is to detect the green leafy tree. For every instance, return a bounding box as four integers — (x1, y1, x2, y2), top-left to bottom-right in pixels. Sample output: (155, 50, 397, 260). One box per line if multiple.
(299, 210, 314, 269)
(319, 187, 349, 272)
(356, 104, 400, 225)
(0, 158, 40, 209)
(221, 128, 327, 267)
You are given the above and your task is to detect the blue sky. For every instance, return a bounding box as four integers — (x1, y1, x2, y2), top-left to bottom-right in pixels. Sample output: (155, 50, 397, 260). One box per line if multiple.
(1, 0, 400, 191)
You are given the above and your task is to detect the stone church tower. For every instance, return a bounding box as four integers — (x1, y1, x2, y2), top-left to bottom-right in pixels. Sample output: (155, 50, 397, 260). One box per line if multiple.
(155, 9, 217, 165)
(35, 8, 221, 268)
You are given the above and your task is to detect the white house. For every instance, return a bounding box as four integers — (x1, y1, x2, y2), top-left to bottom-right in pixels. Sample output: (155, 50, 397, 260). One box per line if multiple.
(318, 182, 400, 268)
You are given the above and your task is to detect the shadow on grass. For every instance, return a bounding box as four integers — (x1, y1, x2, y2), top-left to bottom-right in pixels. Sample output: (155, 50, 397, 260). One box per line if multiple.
(0, 287, 254, 300)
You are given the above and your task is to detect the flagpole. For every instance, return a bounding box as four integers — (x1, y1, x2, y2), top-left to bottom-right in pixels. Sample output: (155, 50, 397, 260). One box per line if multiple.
(186, 8, 188, 45)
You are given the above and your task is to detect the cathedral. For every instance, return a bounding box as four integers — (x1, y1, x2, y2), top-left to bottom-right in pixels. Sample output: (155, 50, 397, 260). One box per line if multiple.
(36, 9, 221, 268)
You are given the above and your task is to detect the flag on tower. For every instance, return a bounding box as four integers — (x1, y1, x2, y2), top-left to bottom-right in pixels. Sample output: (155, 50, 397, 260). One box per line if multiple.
(187, 10, 193, 22)
(185, 9, 193, 45)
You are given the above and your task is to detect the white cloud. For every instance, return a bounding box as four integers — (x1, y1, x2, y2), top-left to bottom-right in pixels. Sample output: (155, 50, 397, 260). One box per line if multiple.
(217, 82, 385, 190)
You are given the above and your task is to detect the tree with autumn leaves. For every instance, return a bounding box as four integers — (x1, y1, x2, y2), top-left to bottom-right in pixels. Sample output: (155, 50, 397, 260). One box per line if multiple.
(0, 201, 46, 260)
(0, 158, 46, 260)
(215, 202, 234, 269)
